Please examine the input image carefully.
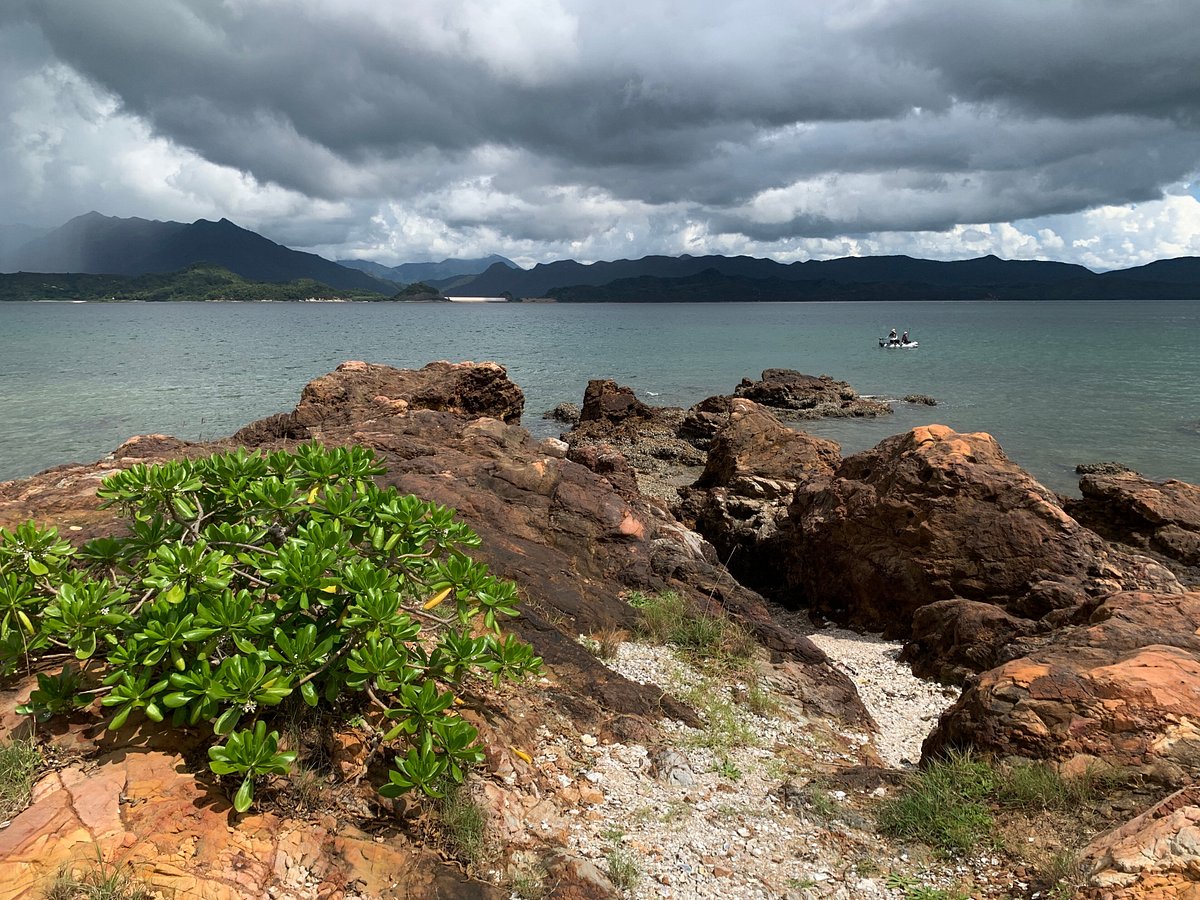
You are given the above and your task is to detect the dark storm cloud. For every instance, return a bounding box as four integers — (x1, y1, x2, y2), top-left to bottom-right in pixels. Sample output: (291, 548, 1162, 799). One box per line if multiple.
(3, 0, 1200, 256)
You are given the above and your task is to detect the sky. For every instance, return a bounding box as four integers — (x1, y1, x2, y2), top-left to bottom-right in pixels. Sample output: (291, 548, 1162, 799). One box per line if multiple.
(2, 0, 1199, 270)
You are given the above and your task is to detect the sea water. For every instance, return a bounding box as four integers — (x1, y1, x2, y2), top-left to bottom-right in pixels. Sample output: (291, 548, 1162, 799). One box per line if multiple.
(2, 298, 1197, 494)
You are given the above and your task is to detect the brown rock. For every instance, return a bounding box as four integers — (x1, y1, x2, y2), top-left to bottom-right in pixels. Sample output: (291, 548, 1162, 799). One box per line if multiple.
(541, 849, 619, 899)
(695, 399, 840, 492)
(233, 359, 525, 443)
(579, 379, 653, 424)
(0, 749, 498, 899)
(733, 369, 891, 418)
(1081, 784, 1200, 896)
(1069, 472, 1200, 572)
(901, 599, 1041, 684)
(925, 591, 1200, 770)
(781, 425, 1167, 636)
(676, 400, 839, 598)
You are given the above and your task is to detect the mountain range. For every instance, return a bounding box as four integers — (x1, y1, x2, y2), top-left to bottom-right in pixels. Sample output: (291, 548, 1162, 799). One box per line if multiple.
(2, 211, 1198, 302)
(446, 253, 1200, 301)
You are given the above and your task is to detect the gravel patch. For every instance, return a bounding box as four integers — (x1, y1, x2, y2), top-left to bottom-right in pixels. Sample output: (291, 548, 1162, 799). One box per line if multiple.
(804, 627, 961, 769)
(542, 640, 987, 899)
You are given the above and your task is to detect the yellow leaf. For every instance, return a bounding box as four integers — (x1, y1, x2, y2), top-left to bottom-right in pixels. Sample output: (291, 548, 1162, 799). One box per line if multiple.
(452, 696, 464, 706)
(511, 747, 533, 764)
(320, 585, 338, 594)
(306, 486, 320, 504)
(423, 587, 453, 610)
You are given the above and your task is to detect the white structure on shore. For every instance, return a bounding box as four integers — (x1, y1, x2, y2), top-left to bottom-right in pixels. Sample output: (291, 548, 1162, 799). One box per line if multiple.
(446, 296, 508, 303)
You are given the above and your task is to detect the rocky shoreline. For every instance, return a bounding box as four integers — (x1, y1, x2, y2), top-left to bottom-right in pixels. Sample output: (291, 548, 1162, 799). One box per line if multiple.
(2, 359, 1200, 898)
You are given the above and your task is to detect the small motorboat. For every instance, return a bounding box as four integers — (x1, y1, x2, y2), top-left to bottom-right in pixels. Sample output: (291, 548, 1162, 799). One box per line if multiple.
(879, 337, 919, 349)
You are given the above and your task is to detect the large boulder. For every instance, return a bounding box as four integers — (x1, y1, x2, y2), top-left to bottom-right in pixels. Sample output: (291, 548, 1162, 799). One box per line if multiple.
(578, 379, 654, 424)
(779, 425, 1173, 636)
(676, 400, 840, 597)
(924, 590, 1200, 772)
(1068, 471, 1200, 572)
(733, 369, 891, 418)
(694, 399, 841, 492)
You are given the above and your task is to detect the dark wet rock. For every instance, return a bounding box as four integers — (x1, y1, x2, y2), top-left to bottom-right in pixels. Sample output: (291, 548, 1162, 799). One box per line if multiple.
(733, 369, 891, 419)
(675, 400, 840, 598)
(579, 379, 654, 424)
(902, 394, 937, 406)
(900, 599, 1042, 685)
(1067, 472, 1200, 571)
(678, 395, 735, 446)
(543, 402, 581, 424)
(1076, 461, 1135, 476)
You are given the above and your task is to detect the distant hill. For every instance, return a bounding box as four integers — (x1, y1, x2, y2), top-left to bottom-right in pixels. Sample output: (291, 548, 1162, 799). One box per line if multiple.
(4, 212, 386, 293)
(448, 252, 1199, 301)
(0, 264, 391, 303)
(338, 254, 518, 286)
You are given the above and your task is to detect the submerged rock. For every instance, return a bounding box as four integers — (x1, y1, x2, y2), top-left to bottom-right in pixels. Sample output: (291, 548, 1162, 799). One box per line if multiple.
(734, 369, 891, 418)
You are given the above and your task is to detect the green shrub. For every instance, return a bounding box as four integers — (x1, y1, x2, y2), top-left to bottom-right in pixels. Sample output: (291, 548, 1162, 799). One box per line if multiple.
(1, 443, 541, 811)
(877, 750, 996, 855)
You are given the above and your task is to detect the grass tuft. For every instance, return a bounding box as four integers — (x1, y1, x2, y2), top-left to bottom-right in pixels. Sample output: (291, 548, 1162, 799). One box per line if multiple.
(605, 847, 641, 894)
(0, 737, 42, 823)
(437, 782, 491, 869)
(626, 590, 754, 668)
(877, 749, 996, 855)
(44, 858, 155, 900)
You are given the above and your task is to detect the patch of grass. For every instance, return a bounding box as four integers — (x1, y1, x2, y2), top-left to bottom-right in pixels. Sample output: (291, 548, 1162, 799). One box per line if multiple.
(436, 782, 491, 869)
(1046, 849, 1087, 900)
(509, 860, 549, 900)
(713, 755, 742, 781)
(605, 847, 641, 894)
(44, 858, 155, 900)
(804, 785, 838, 820)
(877, 749, 996, 856)
(0, 737, 41, 823)
(676, 678, 758, 754)
(626, 590, 754, 669)
(743, 679, 781, 718)
(587, 627, 628, 660)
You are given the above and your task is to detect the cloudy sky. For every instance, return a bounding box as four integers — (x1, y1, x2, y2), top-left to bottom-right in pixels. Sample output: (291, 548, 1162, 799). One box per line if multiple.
(2, 0, 1199, 270)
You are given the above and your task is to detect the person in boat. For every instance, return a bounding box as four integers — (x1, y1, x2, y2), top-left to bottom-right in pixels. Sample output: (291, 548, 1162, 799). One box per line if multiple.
(888, 328, 898, 345)
(901, 330, 909, 344)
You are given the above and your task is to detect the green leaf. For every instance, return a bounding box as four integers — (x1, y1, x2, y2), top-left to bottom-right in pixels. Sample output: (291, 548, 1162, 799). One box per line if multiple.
(300, 681, 318, 707)
(214, 705, 242, 735)
(28, 559, 49, 576)
(164, 583, 185, 604)
(233, 776, 255, 813)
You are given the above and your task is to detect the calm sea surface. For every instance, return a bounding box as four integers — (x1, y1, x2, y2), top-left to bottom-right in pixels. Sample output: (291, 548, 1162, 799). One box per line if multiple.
(2, 299, 1197, 494)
